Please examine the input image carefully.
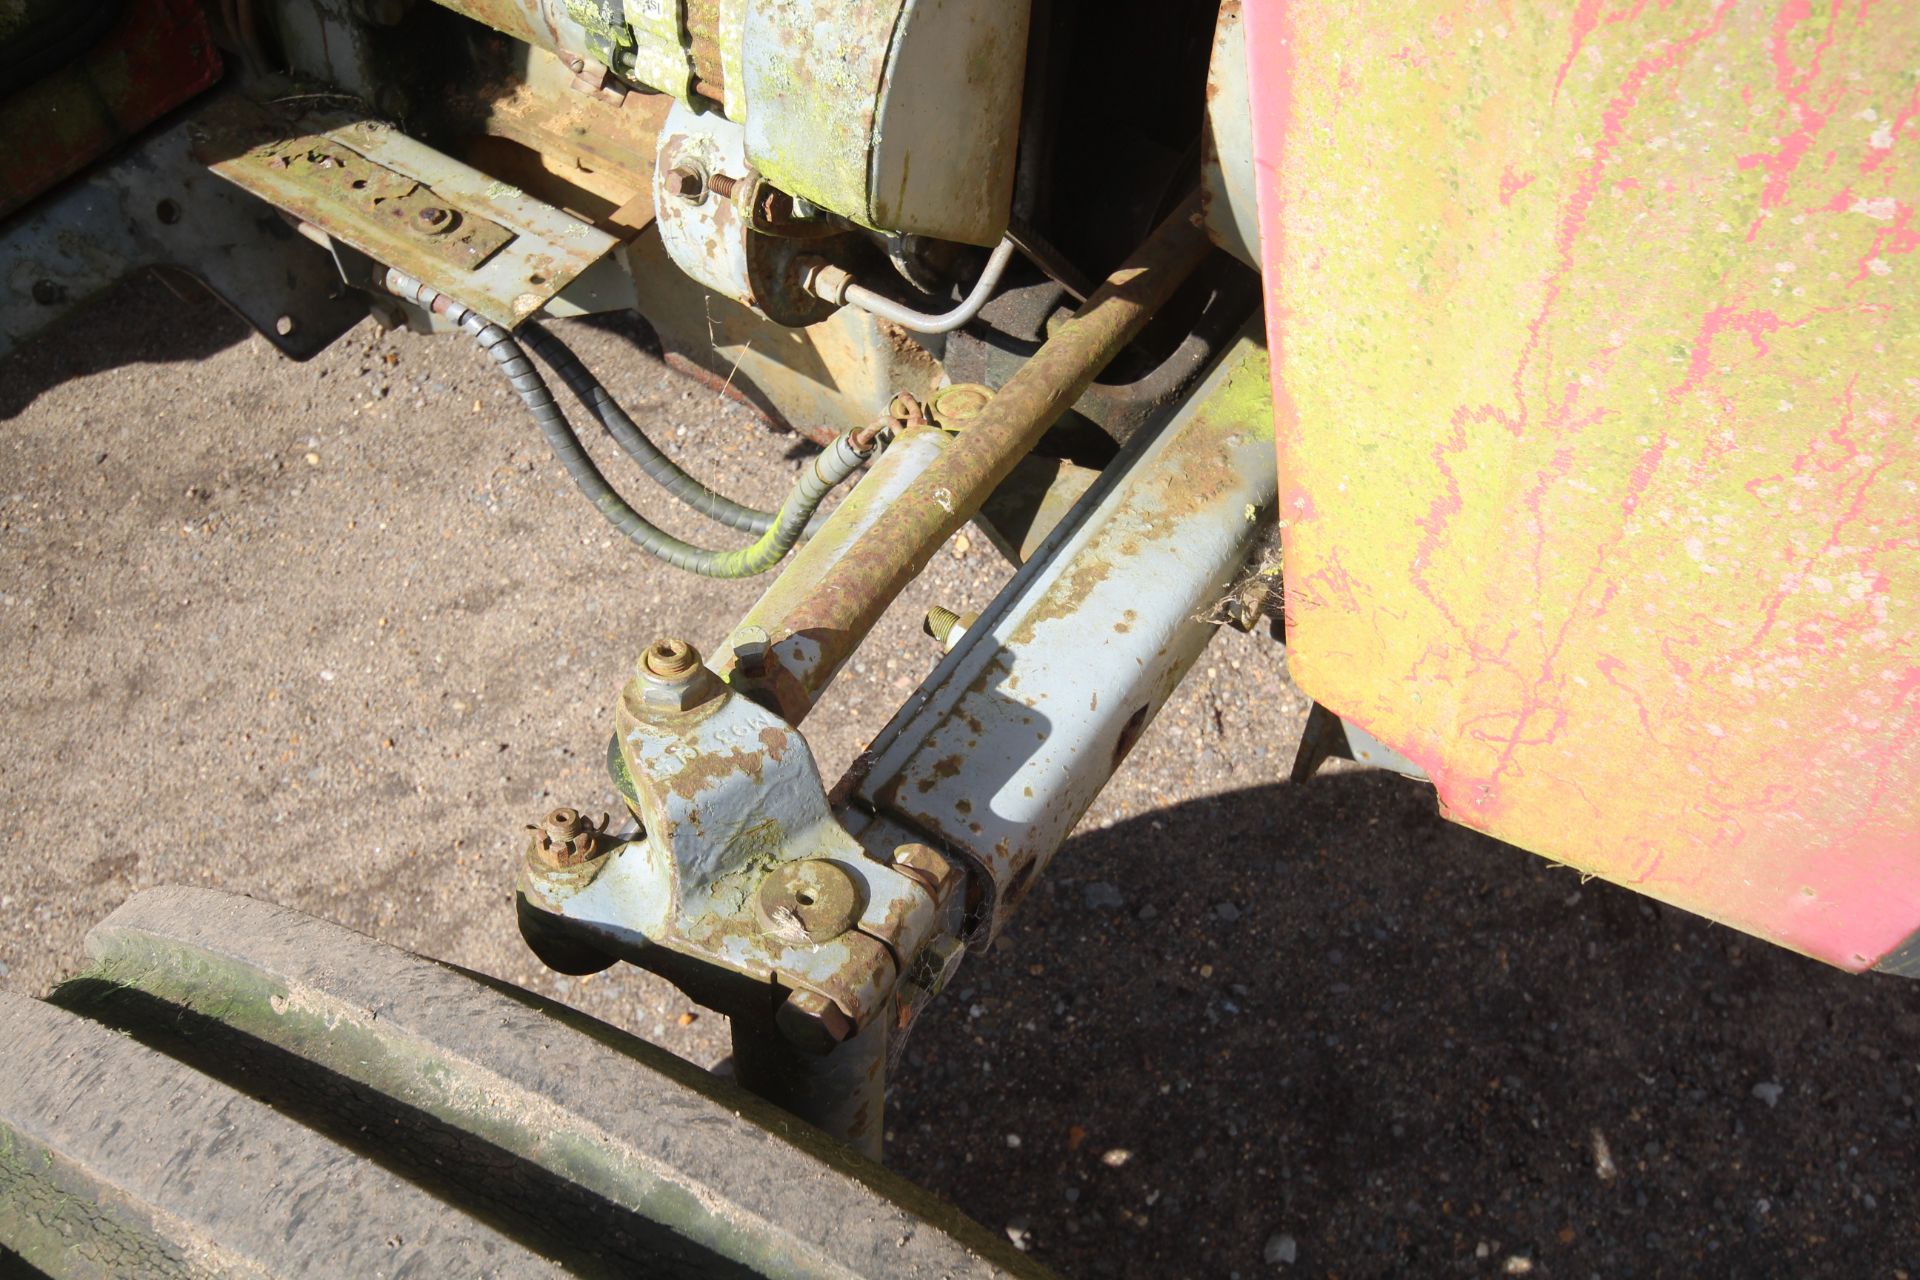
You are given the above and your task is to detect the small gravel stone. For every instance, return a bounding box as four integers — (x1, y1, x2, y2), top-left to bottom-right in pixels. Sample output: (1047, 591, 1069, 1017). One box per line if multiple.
(1215, 901, 1242, 922)
(1263, 1233, 1297, 1266)
(1752, 1081, 1785, 1108)
(1084, 881, 1126, 910)
(1005, 1217, 1033, 1252)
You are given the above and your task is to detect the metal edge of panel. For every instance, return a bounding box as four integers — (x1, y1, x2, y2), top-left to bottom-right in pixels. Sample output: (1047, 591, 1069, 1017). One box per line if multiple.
(1872, 930, 1920, 979)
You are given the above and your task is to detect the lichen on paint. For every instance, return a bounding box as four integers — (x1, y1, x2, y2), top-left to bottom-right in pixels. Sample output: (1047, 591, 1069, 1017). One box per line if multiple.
(1250, 0, 1920, 970)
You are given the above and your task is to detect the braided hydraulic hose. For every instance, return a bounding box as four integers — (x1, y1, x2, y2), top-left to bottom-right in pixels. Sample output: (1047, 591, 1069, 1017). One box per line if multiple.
(384, 271, 869, 579)
(517, 321, 779, 536)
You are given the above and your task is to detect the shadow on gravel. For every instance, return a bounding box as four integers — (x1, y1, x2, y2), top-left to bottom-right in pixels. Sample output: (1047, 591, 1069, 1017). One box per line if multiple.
(1, 272, 249, 421)
(889, 771, 1920, 1279)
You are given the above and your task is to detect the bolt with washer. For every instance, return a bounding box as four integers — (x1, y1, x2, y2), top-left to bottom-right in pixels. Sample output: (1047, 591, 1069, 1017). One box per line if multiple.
(636, 637, 720, 713)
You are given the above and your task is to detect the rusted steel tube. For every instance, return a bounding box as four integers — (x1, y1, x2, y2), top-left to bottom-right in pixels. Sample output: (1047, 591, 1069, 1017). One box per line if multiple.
(730, 193, 1210, 721)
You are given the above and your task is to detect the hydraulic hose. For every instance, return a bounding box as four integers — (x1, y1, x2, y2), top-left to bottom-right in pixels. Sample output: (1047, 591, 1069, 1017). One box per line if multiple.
(517, 321, 778, 537)
(384, 271, 870, 579)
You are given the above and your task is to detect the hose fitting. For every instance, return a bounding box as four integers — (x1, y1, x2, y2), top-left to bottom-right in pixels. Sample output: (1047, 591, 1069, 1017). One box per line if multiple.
(385, 270, 869, 579)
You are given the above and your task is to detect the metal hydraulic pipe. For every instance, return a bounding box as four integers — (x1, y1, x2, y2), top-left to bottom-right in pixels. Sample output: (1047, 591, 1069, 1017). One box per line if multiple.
(724, 193, 1210, 720)
(807, 237, 1019, 336)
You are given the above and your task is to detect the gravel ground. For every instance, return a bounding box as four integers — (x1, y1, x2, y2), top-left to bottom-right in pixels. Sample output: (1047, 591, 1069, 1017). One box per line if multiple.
(3, 276, 1918, 1279)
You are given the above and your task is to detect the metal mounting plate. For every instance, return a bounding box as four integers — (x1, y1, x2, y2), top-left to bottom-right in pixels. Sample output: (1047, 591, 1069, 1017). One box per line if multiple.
(193, 96, 619, 325)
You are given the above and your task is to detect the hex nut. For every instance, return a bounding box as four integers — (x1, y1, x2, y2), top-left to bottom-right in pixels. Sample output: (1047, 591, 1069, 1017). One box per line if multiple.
(731, 625, 771, 678)
(775, 987, 853, 1054)
(640, 673, 720, 714)
(636, 638, 720, 713)
(891, 843, 961, 901)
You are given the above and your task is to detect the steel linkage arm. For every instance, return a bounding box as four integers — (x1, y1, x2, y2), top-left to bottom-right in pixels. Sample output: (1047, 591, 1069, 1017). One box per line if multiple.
(716, 194, 1214, 724)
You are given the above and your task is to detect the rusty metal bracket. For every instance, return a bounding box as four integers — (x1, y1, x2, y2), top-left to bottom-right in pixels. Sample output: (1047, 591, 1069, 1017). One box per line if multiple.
(517, 639, 960, 1155)
(192, 94, 620, 325)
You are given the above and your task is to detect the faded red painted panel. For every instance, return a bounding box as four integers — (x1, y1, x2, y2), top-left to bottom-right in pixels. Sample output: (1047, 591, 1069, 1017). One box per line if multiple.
(1247, 1, 1920, 969)
(0, 0, 223, 218)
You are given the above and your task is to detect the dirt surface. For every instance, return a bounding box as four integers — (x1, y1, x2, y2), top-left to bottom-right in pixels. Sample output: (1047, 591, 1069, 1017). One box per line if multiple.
(3, 276, 1917, 1279)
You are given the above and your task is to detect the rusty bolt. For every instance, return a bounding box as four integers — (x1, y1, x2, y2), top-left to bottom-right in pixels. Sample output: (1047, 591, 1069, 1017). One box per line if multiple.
(927, 382, 993, 427)
(922, 606, 977, 652)
(528, 827, 595, 868)
(731, 625, 771, 678)
(706, 172, 738, 199)
(528, 807, 603, 867)
(643, 637, 700, 680)
(891, 843, 962, 901)
(667, 164, 707, 203)
(415, 206, 451, 232)
(637, 638, 720, 713)
(776, 987, 853, 1054)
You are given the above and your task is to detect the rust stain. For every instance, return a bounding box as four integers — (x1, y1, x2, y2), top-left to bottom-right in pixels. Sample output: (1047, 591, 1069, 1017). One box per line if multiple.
(758, 726, 790, 763)
(660, 744, 767, 801)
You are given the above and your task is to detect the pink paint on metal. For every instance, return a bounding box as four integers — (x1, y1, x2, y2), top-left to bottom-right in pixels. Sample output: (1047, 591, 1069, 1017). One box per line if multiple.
(1245, 1, 1920, 970)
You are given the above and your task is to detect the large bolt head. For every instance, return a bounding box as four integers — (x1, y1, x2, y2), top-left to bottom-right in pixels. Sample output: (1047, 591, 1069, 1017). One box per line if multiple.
(891, 843, 961, 901)
(775, 987, 853, 1054)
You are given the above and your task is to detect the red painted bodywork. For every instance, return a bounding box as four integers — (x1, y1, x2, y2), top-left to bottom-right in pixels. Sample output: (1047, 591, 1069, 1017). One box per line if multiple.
(1245, 1, 1919, 969)
(0, 0, 222, 219)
